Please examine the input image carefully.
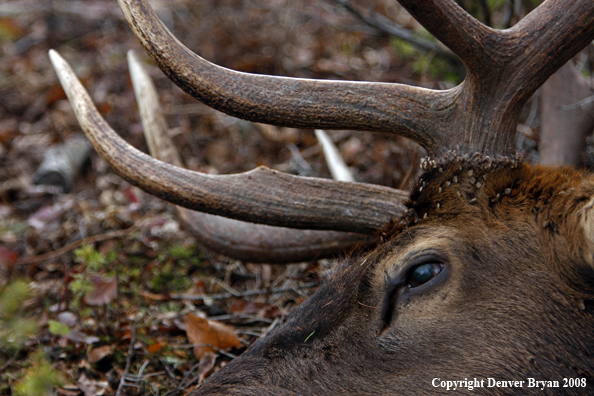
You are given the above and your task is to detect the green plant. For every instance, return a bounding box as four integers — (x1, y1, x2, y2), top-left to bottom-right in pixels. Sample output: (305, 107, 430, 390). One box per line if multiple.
(13, 350, 64, 396)
(70, 244, 116, 307)
(75, 244, 108, 271)
(0, 280, 38, 351)
(48, 320, 70, 337)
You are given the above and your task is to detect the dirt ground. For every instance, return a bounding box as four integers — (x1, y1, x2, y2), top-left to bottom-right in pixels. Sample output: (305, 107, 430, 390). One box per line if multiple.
(0, 1, 541, 395)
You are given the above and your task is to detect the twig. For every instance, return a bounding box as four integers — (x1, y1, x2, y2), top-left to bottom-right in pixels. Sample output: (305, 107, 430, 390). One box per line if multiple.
(115, 325, 137, 396)
(0, 347, 21, 373)
(287, 143, 315, 176)
(326, 0, 458, 61)
(16, 222, 140, 267)
(559, 94, 594, 110)
(207, 313, 273, 323)
(398, 145, 419, 190)
(169, 282, 319, 301)
(178, 355, 218, 390)
(263, 316, 283, 337)
(214, 278, 241, 297)
(182, 344, 238, 360)
(179, 360, 203, 389)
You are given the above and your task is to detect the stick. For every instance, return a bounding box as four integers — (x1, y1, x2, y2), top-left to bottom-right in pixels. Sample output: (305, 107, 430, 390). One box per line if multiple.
(115, 325, 137, 396)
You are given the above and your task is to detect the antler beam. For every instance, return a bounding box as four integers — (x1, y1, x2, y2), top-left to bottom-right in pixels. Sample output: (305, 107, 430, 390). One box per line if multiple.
(49, 50, 407, 236)
(117, 0, 447, 155)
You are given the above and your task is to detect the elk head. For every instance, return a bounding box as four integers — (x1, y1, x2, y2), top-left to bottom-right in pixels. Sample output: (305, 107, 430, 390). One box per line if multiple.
(50, 0, 594, 394)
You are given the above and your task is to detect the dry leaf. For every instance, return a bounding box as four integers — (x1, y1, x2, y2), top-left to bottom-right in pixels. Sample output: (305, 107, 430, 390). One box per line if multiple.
(57, 311, 77, 327)
(148, 341, 164, 354)
(196, 352, 216, 383)
(0, 246, 18, 270)
(77, 373, 110, 396)
(184, 313, 241, 359)
(56, 387, 80, 396)
(184, 280, 206, 296)
(84, 275, 117, 306)
(88, 345, 112, 363)
(27, 202, 68, 229)
(65, 330, 99, 345)
(230, 299, 285, 318)
(230, 300, 263, 315)
(140, 290, 169, 301)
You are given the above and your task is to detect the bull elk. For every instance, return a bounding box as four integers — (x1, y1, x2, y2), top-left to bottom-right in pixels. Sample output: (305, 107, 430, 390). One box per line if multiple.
(49, 0, 594, 394)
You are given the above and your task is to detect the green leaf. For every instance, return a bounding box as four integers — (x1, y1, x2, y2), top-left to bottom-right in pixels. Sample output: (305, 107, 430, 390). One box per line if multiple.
(48, 320, 70, 337)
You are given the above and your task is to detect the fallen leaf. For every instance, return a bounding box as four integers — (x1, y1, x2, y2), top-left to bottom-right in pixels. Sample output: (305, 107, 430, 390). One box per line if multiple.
(230, 300, 263, 315)
(140, 290, 169, 301)
(45, 84, 67, 106)
(48, 320, 70, 337)
(230, 299, 285, 318)
(184, 314, 241, 359)
(148, 341, 163, 354)
(88, 345, 112, 363)
(123, 185, 140, 203)
(84, 275, 117, 306)
(27, 203, 66, 229)
(260, 305, 285, 319)
(0, 246, 18, 270)
(184, 280, 206, 296)
(0, 18, 24, 41)
(196, 352, 216, 383)
(57, 311, 77, 327)
(65, 330, 100, 345)
(56, 387, 80, 396)
(77, 373, 110, 396)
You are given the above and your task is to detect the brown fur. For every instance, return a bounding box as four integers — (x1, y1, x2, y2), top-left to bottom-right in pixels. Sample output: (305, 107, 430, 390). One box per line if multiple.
(194, 160, 594, 395)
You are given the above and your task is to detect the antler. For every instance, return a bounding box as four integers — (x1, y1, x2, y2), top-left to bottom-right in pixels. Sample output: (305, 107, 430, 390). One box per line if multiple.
(127, 50, 375, 262)
(118, 0, 594, 157)
(50, 0, 594, 262)
(117, 0, 445, 154)
(49, 50, 406, 236)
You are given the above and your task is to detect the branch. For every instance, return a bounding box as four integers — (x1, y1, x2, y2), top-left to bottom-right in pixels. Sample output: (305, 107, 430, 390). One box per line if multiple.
(326, 0, 457, 61)
(396, 0, 493, 73)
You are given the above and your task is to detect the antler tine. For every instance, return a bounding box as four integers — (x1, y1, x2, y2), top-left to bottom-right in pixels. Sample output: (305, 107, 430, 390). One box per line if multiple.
(399, 0, 594, 83)
(397, 0, 594, 157)
(503, 1, 594, 107)
(127, 50, 375, 263)
(49, 49, 407, 235)
(396, 0, 492, 74)
(117, 0, 446, 156)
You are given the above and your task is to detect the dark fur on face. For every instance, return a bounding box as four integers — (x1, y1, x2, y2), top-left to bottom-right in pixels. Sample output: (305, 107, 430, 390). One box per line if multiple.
(194, 157, 594, 395)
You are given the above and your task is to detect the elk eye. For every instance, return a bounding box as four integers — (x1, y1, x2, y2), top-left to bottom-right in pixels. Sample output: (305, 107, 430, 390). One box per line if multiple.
(408, 262, 443, 287)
